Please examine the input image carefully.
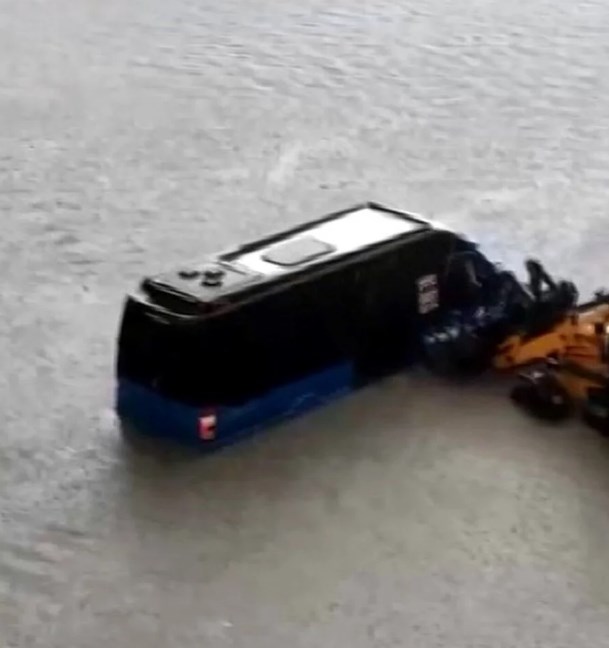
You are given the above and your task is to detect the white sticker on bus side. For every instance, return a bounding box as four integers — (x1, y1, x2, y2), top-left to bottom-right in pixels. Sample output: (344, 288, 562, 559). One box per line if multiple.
(417, 274, 439, 314)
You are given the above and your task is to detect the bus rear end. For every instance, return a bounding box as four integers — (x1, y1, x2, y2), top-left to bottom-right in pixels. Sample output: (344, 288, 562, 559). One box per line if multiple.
(115, 286, 354, 449)
(115, 294, 218, 445)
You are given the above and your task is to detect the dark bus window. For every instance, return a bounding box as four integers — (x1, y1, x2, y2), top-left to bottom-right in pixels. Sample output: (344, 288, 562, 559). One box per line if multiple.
(159, 318, 228, 405)
(215, 274, 354, 402)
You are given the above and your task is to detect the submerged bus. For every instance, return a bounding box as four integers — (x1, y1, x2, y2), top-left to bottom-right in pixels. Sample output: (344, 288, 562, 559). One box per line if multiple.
(115, 202, 504, 450)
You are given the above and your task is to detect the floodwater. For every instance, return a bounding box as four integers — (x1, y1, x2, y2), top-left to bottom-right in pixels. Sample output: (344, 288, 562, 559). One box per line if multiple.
(3, 0, 609, 645)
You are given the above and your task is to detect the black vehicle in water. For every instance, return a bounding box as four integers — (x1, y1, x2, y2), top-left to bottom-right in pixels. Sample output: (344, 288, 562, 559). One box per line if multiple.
(115, 202, 515, 450)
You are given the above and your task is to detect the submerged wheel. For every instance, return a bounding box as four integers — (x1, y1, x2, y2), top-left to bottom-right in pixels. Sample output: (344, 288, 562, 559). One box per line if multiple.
(509, 372, 572, 422)
(422, 324, 495, 378)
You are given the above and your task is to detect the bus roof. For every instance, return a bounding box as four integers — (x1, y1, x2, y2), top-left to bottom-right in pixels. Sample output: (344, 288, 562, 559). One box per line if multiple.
(226, 203, 427, 276)
(141, 202, 437, 309)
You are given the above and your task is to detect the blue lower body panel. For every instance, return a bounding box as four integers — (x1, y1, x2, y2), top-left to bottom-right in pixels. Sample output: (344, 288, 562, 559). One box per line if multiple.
(116, 363, 355, 451)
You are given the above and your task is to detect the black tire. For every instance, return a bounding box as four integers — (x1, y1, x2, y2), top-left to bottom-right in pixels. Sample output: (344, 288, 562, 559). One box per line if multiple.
(509, 373, 572, 422)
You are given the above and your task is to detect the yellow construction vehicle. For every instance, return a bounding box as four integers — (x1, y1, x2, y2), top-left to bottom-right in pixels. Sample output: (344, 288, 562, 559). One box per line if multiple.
(424, 256, 609, 433)
(493, 270, 609, 433)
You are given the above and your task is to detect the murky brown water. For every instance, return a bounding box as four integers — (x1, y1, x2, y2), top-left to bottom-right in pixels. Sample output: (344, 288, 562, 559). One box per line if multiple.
(3, 0, 609, 645)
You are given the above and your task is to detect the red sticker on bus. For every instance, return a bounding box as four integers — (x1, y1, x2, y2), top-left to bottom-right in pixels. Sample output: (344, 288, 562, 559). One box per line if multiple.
(199, 413, 217, 440)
